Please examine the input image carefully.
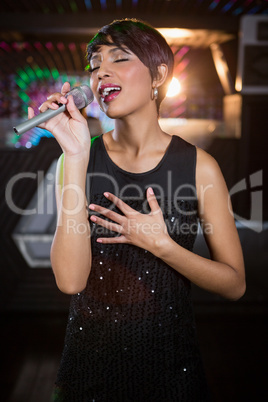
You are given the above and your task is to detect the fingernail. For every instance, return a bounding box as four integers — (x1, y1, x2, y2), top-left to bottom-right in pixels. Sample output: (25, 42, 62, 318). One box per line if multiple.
(88, 204, 95, 210)
(148, 187, 154, 195)
(104, 192, 109, 198)
(90, 216, 97, 222)
(97, 239, 103, 243)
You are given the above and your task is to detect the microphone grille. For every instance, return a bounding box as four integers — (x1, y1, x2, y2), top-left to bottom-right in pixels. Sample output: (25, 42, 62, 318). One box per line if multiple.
(68, 85, 94, 109)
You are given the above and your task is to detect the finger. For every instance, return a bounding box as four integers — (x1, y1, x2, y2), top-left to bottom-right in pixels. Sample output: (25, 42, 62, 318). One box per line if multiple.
(38, 101, 60, 113)
(61, 81, 71, 96)
(88, 204, 124, 225)
(104, 192, 137, 216)
(147, 187, 162, 216)
(65, 95, 86, 122)
(46, 92, 65, 102)
(28, 107, 35, 119)
(90, 215, 123, 234)
(96, 235, 127, 244)
(39, 95, 67, 113)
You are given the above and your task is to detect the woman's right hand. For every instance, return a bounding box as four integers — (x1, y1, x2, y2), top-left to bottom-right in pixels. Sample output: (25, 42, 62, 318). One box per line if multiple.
(28, 82, 91, 158)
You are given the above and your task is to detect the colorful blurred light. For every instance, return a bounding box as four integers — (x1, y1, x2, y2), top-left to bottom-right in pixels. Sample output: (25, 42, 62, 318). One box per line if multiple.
(166, 77, 181, 97)
(84, 0, 92, 10)
(100, 0, 107, 10)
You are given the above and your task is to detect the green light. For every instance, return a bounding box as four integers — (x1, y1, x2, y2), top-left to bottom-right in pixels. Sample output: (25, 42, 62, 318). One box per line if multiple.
(19, 92, 30, 103)
(11, 135, 18, 144)
(61, 73, 68, 83)
(43, 67, 51, 79)
(33, 65, 44, 79)
(70, 1, 78, 12)
(51, 68, 59, 80)
(15, 77, 28, 90)
(25, 66, 36, 81)
(22, 104, 28, 113)
(17, 69, 30, 84)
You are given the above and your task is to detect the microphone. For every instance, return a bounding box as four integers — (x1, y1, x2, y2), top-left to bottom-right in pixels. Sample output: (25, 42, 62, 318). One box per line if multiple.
(13, 85, 94, 136)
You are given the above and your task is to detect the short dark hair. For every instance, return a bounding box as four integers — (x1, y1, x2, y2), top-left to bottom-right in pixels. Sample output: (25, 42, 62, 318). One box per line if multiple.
(86, 18, 174, 113)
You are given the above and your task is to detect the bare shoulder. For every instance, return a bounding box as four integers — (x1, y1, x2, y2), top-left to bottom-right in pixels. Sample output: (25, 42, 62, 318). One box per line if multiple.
(195, 147, 226, 187)
(195, 147, 229, 208)
(196, 147, 220, 176)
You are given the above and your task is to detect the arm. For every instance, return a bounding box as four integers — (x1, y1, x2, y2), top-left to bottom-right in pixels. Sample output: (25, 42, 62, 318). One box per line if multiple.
(30, 82, 92, 294)
(88, 149, 246, 300)
(50, 152, 91, 294)
(155, 148, 246, 300)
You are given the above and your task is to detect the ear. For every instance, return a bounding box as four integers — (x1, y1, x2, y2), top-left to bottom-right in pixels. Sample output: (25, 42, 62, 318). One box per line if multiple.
(153, 64, 169, 88)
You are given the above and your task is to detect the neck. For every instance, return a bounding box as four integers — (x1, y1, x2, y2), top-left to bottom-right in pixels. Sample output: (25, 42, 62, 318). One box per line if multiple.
(112, 109, 164, 155)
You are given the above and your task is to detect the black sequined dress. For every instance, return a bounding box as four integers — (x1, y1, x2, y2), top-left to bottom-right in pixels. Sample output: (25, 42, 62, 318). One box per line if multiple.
(53, 135, 210, 402)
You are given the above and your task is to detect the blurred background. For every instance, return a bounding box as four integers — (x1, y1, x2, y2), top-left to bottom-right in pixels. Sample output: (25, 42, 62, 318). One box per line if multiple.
(0, 1, 267, 401)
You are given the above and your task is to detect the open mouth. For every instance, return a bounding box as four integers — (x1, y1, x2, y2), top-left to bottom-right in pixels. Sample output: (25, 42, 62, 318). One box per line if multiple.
(100, 85, 121, 102)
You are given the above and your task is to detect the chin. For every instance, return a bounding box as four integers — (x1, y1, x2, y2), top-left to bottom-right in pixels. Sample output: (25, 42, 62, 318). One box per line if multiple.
(104, 107, 126, 120)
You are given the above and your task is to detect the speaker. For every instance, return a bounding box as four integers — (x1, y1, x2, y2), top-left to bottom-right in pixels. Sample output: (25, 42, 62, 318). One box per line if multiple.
(236, 15, 268, 94)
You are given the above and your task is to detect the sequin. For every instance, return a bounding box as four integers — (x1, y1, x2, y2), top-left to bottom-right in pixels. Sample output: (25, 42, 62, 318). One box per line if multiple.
(100, 276, 103, 280)
(54, 134, 209, 402)
(100, 261, 103, 265)
(79, 327, 83, 331)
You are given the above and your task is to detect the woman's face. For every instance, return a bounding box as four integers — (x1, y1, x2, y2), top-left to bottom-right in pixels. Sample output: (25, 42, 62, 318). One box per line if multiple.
(89, 44, 154, 119)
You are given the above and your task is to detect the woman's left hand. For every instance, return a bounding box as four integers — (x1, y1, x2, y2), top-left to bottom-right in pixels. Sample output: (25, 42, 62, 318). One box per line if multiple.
(88, 187, 170, 254)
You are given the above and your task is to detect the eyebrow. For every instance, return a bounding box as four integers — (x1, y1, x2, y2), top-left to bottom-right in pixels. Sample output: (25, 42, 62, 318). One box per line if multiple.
(90, 46, 130, 62)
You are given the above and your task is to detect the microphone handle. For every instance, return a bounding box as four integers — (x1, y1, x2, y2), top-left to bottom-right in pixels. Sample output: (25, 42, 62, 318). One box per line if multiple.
(14, 104, 66, 136)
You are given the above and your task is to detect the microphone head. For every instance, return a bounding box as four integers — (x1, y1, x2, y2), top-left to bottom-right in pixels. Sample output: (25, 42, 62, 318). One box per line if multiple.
(67, 85, 94, 109)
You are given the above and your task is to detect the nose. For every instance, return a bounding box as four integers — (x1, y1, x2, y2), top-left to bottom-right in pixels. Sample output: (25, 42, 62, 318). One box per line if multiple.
(97, 62, 112, 80)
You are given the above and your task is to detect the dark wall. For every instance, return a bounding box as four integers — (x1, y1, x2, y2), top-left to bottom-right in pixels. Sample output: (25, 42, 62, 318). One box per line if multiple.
(0, 138, 70, 311)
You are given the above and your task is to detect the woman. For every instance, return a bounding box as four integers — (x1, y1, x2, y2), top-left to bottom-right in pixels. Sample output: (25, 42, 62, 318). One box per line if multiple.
(32, 19, 245, 402)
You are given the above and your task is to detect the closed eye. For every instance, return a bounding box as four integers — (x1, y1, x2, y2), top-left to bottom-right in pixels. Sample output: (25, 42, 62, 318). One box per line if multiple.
(88, 66, 100, 73)
(114, 58, 128, 63)
(88, 57, 128, 73)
